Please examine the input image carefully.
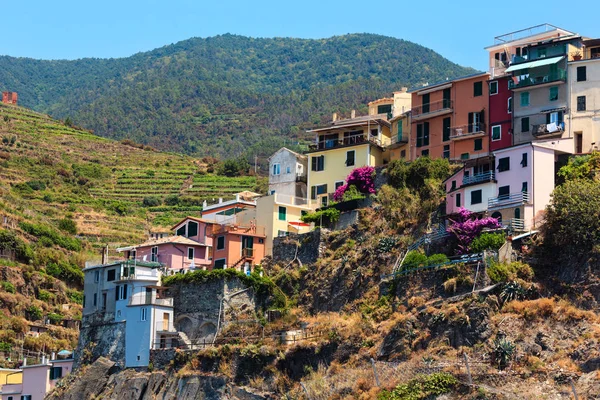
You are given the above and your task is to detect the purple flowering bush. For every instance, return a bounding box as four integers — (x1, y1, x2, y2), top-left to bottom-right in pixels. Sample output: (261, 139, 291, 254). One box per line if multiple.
(447, 207, 501, 254)
(333, 166, 376, 201)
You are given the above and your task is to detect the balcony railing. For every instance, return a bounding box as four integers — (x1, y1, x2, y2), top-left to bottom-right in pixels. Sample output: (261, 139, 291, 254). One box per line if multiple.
(389, 134, 409, 146)
(488, 192, 530, 209)
(128, 296, 173, 307)
(505, 218, 525, 231)
(509, 69, 566, 89)
(274, 193, 308, 207)
(242, 248, 254, 258)
(295, 173, 307, 183)
(309, 134, 380, 151)
(411, 99, 453, 118)
(155, 321, 177, 333)
(450, 123, 486, 139)
(532, 122, 565, 137)
(462, 171, 495, 185)
(212, 224, 266, 236)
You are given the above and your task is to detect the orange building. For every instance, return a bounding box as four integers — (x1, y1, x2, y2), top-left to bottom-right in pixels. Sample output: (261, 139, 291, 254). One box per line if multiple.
(409, 72, 490, 161)
(210, 223, 266, 273)
(1, 91, 17, 105)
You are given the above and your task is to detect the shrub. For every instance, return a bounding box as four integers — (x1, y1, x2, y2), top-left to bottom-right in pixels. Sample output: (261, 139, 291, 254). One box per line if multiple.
(19, 222, 81, 251)
(47, 313, 63, 324)
(300, 208, 340, 225)
(492, 338, 515, 370)
(164, 194, 180, 206)
(447, 208, 501, 254)
(378, 372, 458, 399)
(67, 289, 83, 304)
(378, 237, 397, 253)
(37, 289, 53, 302)
(0, 229, 33, 263)
(46, 262, 84, 285)
(402, 251, 428, 270)
(487, 261, 533, 283)
(58, 218, 77, 234)
(142, 196, 162, 207)
(1, 281, 15, 294)
(26, 305, 43, 321)
(470, 232, 505, 252)
(26, 180, 46, 191)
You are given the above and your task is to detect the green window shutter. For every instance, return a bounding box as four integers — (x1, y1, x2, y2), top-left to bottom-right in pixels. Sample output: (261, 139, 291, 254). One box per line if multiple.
(278, 206, 286, 221)
(474, 138, 483, 151)
(423, 122, 430, 146)
(521, 117, 529, 132)
(443, 117, 451, 141)
(416, 124, 423, 147)
(546, 113, 551, 124)
(311, 186, 316, 200)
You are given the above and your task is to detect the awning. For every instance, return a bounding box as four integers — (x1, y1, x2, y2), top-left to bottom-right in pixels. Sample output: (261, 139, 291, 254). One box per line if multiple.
(505, 56, 564, 73)
(540, 107, 566, 114)
(289, 221, 310, 228)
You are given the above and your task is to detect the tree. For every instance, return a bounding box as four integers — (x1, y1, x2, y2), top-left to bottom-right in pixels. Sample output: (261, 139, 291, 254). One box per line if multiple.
(446, 208, 501, 254)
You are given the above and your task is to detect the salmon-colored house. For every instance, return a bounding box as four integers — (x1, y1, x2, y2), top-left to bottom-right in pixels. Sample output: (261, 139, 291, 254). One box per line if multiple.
(409, 72, 490, 161)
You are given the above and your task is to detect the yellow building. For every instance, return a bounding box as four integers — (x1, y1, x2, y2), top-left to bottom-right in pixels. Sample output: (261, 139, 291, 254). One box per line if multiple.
(387, 111, 411, 162)
(0, 368, 22, 385)
(237, 193, 313, 255)
(306, 101, 393, 208)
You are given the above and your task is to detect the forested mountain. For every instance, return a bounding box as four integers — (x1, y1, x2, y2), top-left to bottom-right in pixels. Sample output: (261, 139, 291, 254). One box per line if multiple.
(0, 34, 475, 160)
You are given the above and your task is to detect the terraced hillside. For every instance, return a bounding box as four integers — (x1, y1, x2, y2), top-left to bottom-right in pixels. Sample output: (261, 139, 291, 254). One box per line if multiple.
(0, 102, 259, 247)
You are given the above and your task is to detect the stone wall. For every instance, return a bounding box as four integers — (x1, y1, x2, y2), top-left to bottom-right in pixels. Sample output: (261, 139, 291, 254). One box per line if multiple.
(74, 312, 126, 369)
(272, 228, 323, 266)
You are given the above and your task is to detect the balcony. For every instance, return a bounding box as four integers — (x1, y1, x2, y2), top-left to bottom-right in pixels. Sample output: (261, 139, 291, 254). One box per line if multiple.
(295, 173, 307, 183)
(308, 134, 380, 152)
(212, 224, 266, 236)
(509, 69, 566, 89)
(462, 171, 495, 185)
(242, 248, 254, 258)
(532, 122, 565, 138)
(488, 192, 530, 210)
(388, 134, 409, 148)
(505, 218, 526, 231)
(411, 99, 453, 120)
(274, 193, 309, 207)
(129, 296, 173, 307)
(450, 123, 486, 140)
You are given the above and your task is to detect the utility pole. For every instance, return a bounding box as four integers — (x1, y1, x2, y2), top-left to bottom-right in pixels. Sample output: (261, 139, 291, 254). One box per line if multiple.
(254, 155, 258, 174)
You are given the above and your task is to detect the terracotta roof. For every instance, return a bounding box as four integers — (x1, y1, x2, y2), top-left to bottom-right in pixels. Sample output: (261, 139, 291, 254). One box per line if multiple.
(368, 97, 393, 105)
(236, 191, 262, 201)
(170, 216, 217, 230)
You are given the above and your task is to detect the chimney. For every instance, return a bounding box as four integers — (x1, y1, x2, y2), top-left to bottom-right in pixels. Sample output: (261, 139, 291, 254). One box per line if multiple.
(23, 358, 27, 367)
(52, 352, 56, 360)
(350, 110, 356, 119)
(332, 112, 338, 122)
(218, 198, 223, 204)
(101, 245, 108, 264)
(401, 87, 408, 93)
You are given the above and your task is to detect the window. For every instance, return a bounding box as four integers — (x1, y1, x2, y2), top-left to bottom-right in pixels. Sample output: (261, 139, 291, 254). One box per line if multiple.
(21, 395, 32, 400)
(277, 230, 289, 237)
(442, 117, 451, 142)
(422, 93, 430, 113)
(141, 308, 147, 321)
(346, 150, 355, 167)
(461, 153, 469, 160)
(115, 284, 128, 301)
(400, 150, 406, 159)
(151, 246, 158, 262)
(416, 122, 429, 147)
(498, 186, 510, 199)
(521, 153, 528, 167)
(94, 270, 100, 282)
(93, 293, 97, 307)
(321, 196, 328, 207)
(520, 92, 530, 107)
(473, 81, 483, 97)
(489, 81, 498, 95)
(549, 86, 558, 101)
(187, 247, 194, 260)
(577, 66, 587, 82)
(286, 166, 291, 174)
(522, 182, 528, 193)
(50, 366, 63, 380)
(456, 193, 461, 208)
(216, 236, 225, 250)
(310, 184, 327, 200)
(491, 125, 501, 141)
(269, 190, 275, 195)
(214, 259, 226, 269)
(474, 138, 483, 151)
(421, 149, 429, 157)
(377, 104, 392, 114)
(396, 120, 403, 140)
(107, 269, 116, 282)
(577, 96, 586, 111)
(546, 111, 564, 124)
(443, 145, 450, 159)
(187, 221, 198, 238)
(450, 180, 456, 190)
(272, 163, 281, 175)
(521, 117, 530, 133)
(416, 124, 423, 147)
(176, 225, 186, 236)
(370, 128, 379, 137)
(498, 157, 510, 172)
(471, 190, 482, 205)
(311, 155, 325, 171)
(507, 97, 513, 114)
(335, 181, 344, 190)
(278, 206, 287, 221)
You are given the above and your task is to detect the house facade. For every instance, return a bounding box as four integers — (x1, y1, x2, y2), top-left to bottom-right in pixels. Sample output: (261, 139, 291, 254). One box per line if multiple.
(306, 108, 390, 207)
(568, 39, 600, 154)
(410, 72, 491, 162)
(0, 357, 73, 400)
(387, 111, 411, 162)
(488, 75, 513, 151)
(81, 260, 175, 368)
(268, 148, 307, 198)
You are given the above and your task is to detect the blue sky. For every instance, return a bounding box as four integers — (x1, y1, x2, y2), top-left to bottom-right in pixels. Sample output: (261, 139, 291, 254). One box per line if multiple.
(1, 0, 597, 71)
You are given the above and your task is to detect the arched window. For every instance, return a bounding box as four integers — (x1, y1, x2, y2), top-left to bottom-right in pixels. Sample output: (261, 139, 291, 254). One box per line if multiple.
(491, 211, 502, 224)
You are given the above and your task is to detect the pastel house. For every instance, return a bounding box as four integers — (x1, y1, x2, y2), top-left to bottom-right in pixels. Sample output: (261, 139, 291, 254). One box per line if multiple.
(0, 357, 73, 400)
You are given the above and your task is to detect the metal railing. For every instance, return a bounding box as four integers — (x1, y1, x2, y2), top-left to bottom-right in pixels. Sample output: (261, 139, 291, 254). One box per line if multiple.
(155, 321, 177, 333)
(450, 123, 486, 139)
(309, 134, 380, 151)
(488, 192, 530, 209)
(505, 218, 525, 231)
(532, 122, 565, 136)
(494, 24, 564, 45)
(509, 69, 566, 89)
(389, 134, 409, 146)
(212, 224, 265, 236)
(411, 99, 453, 117)
(462, 171, 495, 185)
(242, 248, 254, 258)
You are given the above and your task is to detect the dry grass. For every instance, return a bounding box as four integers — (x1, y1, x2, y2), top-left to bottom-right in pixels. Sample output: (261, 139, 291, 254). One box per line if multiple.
(408, 296, 426, 308)
(503, 298, 599, 322)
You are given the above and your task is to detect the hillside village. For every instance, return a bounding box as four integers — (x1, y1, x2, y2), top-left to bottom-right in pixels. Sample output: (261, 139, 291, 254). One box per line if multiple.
(1, 23, 600, 399)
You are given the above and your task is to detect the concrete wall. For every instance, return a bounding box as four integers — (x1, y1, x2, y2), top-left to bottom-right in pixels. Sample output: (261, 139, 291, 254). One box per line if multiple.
(268, 148, 307, 197)
(568, 59, 600, 153)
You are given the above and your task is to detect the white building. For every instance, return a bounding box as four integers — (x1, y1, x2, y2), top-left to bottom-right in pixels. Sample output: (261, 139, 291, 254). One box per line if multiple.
(268, 147, 307, 198)
(82, 260, 176, 367)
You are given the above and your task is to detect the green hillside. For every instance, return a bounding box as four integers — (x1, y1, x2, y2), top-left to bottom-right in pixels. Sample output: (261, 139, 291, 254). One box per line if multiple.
(0, 34, 476, 162)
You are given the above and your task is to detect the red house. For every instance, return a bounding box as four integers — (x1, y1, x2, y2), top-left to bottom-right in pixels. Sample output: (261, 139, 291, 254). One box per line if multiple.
(2, 91, 17, 105)
(488, 76, 513, 151)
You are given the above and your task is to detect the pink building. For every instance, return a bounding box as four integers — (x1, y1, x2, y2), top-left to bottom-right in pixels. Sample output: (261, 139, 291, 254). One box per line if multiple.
(0, 358, 73, 400)
(444, 138, 572, 231)
(118, 234, 212, 272)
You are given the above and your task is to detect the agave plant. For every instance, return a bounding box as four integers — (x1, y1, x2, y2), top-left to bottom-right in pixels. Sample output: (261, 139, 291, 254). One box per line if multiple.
(500, 281, 526, 303)
(492, 338, 516, 370)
